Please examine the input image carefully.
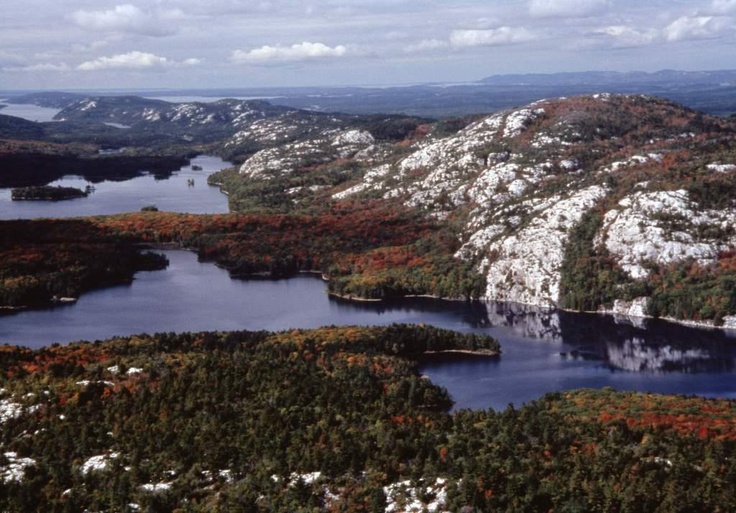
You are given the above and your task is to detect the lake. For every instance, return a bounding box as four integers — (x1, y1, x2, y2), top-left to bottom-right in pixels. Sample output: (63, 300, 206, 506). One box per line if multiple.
(0, 101, 62, 122)
(1, 250, 735, 411)
(0, 155, 230, 219)
(1, 150, 735, 411)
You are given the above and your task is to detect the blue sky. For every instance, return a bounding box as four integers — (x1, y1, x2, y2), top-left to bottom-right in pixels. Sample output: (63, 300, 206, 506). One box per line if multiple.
(2, 0, 735, 90)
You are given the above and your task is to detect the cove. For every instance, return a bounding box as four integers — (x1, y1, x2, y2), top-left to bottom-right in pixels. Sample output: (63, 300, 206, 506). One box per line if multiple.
(1, 249, 735, 411)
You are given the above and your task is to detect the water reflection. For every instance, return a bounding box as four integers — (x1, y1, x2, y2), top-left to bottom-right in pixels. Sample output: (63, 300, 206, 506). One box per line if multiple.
(557, 312, 736, 373)
(482, 301, 736, 374)
(331, 296, 736, 374)
(327, 295, 492, 329)
(485, 301, 562, 341)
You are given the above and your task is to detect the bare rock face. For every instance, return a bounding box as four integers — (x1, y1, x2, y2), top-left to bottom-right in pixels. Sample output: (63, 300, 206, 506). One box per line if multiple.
(596, 188, 736, 279)
(238, 129, 375, 179)
(326, 94, 736, 314)
(476, 185, 608, 306)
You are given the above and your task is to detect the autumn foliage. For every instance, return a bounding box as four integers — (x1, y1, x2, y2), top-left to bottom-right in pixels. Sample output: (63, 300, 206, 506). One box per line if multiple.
(1, 202, 485, 309)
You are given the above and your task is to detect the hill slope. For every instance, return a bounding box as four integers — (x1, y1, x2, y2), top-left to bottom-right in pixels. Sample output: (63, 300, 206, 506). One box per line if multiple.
(223, 94, 736, 325)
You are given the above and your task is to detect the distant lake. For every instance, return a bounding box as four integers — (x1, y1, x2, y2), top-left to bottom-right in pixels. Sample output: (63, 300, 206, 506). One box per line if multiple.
(0, 102, 62, 122)
(0, 155, 231, 219)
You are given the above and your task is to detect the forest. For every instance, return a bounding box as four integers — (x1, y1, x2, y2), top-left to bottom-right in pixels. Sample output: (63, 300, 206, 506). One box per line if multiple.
(1, 325, 734, 511)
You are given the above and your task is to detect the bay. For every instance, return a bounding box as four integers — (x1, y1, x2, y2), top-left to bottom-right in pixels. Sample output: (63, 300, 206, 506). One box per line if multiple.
(0, 102, 62, 122)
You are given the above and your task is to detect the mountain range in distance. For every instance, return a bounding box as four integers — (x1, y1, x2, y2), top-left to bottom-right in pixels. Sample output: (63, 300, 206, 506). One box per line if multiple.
(3, 69, 736, 118)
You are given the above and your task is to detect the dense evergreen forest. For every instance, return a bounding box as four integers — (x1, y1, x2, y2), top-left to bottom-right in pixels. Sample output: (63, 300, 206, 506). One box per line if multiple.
(0, 325, 734, 511)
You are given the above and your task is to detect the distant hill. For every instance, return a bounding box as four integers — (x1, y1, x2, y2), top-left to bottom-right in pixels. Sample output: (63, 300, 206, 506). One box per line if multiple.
(5, 69, 736, 119)
(479, 69, 736, 87)
(0, 113, 46, 139)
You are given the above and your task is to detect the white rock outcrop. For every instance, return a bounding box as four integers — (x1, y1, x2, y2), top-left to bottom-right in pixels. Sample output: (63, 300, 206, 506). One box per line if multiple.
(597, 189, 736, 279)
(477, 185, 607, 306)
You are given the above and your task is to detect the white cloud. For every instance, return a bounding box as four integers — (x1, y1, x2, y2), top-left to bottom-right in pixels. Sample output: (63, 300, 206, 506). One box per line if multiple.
(449, 28, 536, 48)
(529, 0, 609, 18)
(594, 25, 660, 47)
(404, 39, 449, 53)
(0, 51, 25, 68)
(592, 13, 734, 49)
(3, 62, 71, 72)
(77, 51, 170, 71)
(231, 42, 348, 64)
(72, 4, 177, 37)
(710, 0, 736, 14)
(71, 40, 113, 53)
(664, 15, 730, 41)
(22, 63, 71, 72)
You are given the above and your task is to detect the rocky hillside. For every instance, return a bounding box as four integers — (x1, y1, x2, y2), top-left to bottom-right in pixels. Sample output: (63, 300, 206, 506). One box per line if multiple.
(4, 91, 735, 325)
(51, 96, 426, 154)
(54, 96, 296, 144)
(223, 94, 736, 326)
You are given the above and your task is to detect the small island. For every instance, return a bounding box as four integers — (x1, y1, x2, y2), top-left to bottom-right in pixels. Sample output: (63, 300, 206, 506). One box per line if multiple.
(11, 185, 90, 201)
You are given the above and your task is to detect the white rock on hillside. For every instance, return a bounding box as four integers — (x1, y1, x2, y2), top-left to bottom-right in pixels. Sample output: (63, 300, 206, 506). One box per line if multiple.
(597, 189, 736, 279)
(80, 452, 120, 475)
(390, 107, 558, 214)
(1, 452, 36, 483)
(0, 398, 23, 424)
(707, 163, 736, 173)
(333, 164, 391, 200)
(239, 129, 375, 179)
(503, 108, 545, 138)
(384, 478, 449, 513)
(477, 185, 607, 306)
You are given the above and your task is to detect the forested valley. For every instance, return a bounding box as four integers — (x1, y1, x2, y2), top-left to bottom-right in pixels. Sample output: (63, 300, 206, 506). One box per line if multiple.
(1, 325, 735, 512)
(0, 205, 485, 311)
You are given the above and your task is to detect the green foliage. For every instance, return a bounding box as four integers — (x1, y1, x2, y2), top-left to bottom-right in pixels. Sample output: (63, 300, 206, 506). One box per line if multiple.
(2, 206, 485, 307)
(559, 210, 636, 311)
(11, 185, 88, 201)
(0, 330, 734, 512)
(0, 219, 168, 308)
(646, 258, 736, 325)
(0, 325, 494, 511)
(687, 174, 736, 210)
(353, 115, 430, 142)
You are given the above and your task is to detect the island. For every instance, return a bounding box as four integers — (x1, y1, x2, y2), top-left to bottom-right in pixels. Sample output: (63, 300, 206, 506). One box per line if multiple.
(11, 185, 90, 201)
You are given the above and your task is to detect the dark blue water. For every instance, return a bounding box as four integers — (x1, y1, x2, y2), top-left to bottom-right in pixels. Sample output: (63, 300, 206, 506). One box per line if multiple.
(1, 250, 735, 411)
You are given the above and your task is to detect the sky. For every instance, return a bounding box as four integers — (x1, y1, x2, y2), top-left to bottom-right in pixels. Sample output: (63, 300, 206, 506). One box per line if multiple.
(1, 0, 736, 91)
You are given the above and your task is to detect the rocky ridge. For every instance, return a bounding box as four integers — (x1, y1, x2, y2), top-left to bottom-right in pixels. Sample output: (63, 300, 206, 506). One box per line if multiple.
(57, 97, 292, 129)
(26, 91, 736, 324)
(229, 93, 736, 323)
